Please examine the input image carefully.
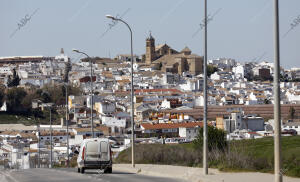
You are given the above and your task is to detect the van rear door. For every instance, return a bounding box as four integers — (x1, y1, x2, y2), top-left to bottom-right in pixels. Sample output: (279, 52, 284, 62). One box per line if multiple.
(85, 141, 99, 161)
(99, 141, 109, 161)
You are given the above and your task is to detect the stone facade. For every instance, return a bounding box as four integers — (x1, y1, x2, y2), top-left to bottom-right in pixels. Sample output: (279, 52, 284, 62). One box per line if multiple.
(143, 33, 203, 75)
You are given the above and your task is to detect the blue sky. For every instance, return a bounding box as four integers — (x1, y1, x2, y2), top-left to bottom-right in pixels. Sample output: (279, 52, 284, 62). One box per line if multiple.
(1, 0, 299, 68)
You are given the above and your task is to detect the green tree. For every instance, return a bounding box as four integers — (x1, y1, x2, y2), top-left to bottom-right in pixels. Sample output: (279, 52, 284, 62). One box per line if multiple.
(41, 83, 82, 106)
(6, 87, 27, 112)
(63, 61, 72, 83)
(0, 86, 5, 108)
(193, 125, 227, 151)
(7, 69, 20, 87)
(264, 98, 271, 104)
(207, 65, 218, 77)
(289, 107, 295, 120)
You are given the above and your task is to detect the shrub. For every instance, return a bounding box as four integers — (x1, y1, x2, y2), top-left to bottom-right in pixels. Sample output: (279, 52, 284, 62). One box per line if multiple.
(193, 126, 227, 151)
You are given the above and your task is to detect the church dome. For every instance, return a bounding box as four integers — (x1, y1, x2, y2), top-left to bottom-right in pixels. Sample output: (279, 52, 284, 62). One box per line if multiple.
(181, 46, 191, 55)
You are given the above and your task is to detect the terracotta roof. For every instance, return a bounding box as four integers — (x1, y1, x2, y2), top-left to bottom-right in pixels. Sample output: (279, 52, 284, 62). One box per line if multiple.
(73, 128, 103, 133)
(0, 131, 37, 139)
(141, 122, 203, 130)
(135, 89, 183, 94)
(117, 79, 130, 83)
(29, 149, 38, 153)
(0, 148, 10, 152)
(40, 131, 73, 136)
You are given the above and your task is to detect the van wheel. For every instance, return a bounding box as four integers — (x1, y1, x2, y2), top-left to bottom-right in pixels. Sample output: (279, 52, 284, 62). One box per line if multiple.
(77, 168, 80, 173)
(80, 167, 85, 174)
(105, 167, 112, 173)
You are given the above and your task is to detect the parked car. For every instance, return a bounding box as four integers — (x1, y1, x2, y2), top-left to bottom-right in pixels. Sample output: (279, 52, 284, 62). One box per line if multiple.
(77, 138, 112, 174)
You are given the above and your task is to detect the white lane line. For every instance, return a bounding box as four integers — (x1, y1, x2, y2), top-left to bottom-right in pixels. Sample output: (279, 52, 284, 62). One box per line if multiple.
(0, 170, 19, 182)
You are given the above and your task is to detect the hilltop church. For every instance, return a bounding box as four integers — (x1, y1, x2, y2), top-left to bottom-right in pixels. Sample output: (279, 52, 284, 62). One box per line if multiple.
(141, 33, 203, 75)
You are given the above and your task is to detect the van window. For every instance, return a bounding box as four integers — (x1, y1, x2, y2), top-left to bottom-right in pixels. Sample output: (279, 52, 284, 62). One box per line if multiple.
(86, 142, 98, 154)
(100, 141, 108, 153)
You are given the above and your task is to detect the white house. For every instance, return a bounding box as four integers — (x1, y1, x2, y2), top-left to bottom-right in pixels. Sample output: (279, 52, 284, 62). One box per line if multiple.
(232, 65, 245, 79)
(102, 116, 126, 128)
(95, 101, 116, 115)
(178, 126, 200, 139)
(180, 79, 203, 92)
(72, 128, 103, 137)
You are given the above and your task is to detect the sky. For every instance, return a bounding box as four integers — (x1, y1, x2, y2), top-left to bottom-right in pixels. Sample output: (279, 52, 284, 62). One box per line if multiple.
(1, 0, 299, 69)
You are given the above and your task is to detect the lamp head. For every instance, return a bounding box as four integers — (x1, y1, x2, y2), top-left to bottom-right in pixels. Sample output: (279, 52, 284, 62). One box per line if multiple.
(72, 49, 79, 53)
(106, 14, 115, 20)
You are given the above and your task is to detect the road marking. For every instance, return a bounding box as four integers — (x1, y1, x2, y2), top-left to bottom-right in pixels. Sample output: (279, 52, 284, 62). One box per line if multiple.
(0, 170, 19, 182)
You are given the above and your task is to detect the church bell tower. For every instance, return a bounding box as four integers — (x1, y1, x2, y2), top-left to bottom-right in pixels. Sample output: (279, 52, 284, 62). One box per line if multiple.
(146, 32, 155, 65)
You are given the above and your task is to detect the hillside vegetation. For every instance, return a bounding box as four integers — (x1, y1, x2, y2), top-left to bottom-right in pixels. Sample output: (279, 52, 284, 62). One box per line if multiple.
(115, 136, 300, 178)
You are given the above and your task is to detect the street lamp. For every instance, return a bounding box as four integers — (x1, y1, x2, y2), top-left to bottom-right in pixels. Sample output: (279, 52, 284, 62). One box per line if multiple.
(203, 0, 208, 175)
(37, 124, 40, 168)
(64, 83, 70, 167)
(72, 49, 95, 138)
(106, 14, 135, 168)
(49, 106, 52, 168)
(273, 0, 282, 182)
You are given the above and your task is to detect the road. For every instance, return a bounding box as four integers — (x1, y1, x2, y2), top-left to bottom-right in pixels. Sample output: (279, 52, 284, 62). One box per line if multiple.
(0, 168, 185, 182)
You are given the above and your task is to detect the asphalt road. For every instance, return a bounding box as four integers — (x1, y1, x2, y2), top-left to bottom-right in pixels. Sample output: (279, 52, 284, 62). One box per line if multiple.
(0, 168, 185, 182)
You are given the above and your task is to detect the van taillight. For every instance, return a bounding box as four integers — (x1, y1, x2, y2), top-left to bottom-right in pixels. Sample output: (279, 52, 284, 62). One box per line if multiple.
(110, 148, 112, 160)
(82, 147, 85, 160)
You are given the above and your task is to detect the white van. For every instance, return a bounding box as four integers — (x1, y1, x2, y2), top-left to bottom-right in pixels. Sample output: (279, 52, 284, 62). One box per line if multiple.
(77, 138, 112, 173)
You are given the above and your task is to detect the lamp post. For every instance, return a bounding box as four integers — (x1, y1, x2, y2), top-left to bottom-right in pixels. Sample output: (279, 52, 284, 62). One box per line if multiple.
(49, 106, 52, 168)
(64, 83, 70, 167)
(38, 124, 40, 168)
(273, 0, 282, 182)
(203, 0, 208, 175)
(72, 49, 95, 138)
(106, 14, 135, 168)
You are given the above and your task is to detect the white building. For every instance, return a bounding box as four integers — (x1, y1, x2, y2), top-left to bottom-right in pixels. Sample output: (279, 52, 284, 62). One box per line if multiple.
(95, 101, 116, 115)
(102, 116, 127, 128)
(0, 66, 13, 75)
(232, 65, 245, 79)
(55, 48, 69, 62)
(180, 79, 203, 92)
(179, 126, 199, 139)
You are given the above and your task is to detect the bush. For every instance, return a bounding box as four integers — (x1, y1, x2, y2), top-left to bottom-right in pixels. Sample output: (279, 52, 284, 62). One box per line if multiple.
(193, 126, 227, 151)
(115, 144, 202, 167)
(115, 136, 300, 178)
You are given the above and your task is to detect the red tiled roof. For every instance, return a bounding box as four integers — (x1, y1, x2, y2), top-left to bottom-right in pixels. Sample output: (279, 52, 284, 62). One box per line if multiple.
(115, 89, 184, 95)
(141, 122, 203, 130)
(135, 89, 183, 94)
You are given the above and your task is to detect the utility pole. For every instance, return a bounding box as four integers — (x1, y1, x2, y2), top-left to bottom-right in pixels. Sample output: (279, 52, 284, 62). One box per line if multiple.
(273, 0, 282, 182)
(49, 107, 52, 168)
(38, 124, 40, 168)
(90, 58, 94, 138)
(203, 0, 208, 175)
(65, 84, 70, 167)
